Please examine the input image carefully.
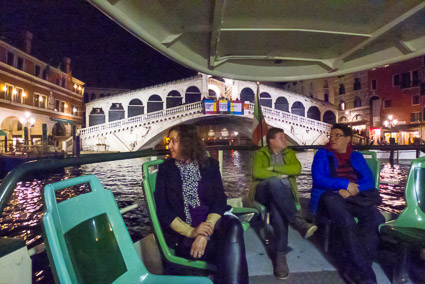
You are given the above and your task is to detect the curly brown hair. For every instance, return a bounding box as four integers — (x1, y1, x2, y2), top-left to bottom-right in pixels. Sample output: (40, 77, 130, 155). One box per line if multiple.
(168, 124, 208, 167)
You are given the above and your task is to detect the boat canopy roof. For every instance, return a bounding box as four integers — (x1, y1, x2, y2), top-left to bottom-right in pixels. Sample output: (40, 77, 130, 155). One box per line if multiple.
(89, 0, 425, 81)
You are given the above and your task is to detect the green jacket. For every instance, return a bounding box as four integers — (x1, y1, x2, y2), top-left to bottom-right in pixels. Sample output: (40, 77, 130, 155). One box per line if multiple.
(247, 146, 302, 206)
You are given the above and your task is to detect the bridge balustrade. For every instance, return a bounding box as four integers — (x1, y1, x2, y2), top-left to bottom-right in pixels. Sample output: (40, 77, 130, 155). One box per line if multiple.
(81, 101, 331, 139)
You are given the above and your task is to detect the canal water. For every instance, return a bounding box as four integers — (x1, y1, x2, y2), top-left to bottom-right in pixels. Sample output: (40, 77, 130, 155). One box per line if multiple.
(0, 150, 410, 282)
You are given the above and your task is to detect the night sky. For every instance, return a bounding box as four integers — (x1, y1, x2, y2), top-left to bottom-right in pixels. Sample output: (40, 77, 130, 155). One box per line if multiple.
(0, 0, 197, 89)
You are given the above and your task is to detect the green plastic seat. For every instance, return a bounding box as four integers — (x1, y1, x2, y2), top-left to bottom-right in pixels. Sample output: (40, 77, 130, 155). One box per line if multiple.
(379, 156, 425, 283)
(142, 159, 255, 272)
(319, 151, 380, 252)
(43, 175, 211, 284)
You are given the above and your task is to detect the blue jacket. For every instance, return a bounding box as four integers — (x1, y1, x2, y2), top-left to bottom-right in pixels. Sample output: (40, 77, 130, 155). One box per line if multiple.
(310, 149, 375, 213)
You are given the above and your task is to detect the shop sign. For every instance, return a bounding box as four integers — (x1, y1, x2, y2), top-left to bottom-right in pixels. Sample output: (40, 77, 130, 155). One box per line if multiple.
(203, 100, 243, 115)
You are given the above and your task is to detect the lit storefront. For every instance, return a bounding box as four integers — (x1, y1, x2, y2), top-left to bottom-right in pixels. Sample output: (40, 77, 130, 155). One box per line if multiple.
(383, 127, 421, 145)
(369, 127, 382, 144)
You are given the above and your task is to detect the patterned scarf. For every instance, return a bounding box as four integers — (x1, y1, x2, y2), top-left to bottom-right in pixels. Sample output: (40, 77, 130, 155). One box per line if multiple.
(175, 160, 202, 225)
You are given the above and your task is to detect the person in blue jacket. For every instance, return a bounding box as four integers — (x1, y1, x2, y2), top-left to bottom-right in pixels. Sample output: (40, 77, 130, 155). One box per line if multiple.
(310, 124, 385, 284)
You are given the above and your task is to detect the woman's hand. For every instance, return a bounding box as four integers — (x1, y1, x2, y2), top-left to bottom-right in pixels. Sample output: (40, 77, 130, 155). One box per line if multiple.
(190, 222, 213, 238)
(190, 235, 208, 259)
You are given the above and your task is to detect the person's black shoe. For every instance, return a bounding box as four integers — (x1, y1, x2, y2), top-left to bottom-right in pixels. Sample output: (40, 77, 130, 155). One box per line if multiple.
(274, 251, 289, 280)
(292, 216, 318, 239)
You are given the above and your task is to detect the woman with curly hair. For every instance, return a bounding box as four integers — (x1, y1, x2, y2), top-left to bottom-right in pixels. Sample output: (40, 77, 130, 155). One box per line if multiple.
(155, 124, 249, 283)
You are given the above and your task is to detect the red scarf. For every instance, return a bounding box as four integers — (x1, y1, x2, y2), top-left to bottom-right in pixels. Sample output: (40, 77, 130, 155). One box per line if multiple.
(326, 143, 357, 182)
(325, 142, 352, 164)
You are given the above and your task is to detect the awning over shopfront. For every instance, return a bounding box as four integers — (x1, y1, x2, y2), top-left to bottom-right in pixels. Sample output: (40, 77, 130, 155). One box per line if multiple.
(0, 130, 6, 136)
(383, 123, 422, 132)
(50, 117, 76, 124)
(349, 120, 368, 126)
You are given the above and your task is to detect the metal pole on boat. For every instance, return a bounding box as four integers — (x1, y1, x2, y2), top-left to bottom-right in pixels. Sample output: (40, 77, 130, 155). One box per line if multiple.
(218, 150, 223, 175)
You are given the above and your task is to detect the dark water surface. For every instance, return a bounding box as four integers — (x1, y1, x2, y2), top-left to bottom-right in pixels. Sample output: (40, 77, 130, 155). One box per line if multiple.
(0, 150, 410, 282)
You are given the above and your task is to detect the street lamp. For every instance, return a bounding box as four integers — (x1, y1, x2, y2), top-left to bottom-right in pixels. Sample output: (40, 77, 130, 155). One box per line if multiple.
(20, 111, 35, 146)
(384, 115, 397, 128)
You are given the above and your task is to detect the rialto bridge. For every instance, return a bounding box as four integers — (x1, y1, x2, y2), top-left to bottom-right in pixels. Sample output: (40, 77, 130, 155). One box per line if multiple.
(81, 74, 337, 152)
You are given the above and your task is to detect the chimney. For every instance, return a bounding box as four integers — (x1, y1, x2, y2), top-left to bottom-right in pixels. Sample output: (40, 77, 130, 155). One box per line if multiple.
(24, 31, 33, 54)
(63, 57, 71, 73)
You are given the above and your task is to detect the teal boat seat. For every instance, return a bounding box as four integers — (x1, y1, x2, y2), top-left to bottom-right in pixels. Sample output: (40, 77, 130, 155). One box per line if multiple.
(379, 156, 425, 283)
(142, 159, 256, 272)
(319, 151, 380, 253)
(42, 175, 211, 284)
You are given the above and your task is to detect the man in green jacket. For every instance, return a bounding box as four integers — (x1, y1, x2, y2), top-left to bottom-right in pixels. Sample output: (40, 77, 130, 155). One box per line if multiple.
(249, 127, 317, 280)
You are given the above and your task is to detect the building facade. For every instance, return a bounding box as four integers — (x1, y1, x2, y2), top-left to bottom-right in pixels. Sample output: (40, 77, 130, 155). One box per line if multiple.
(368, 56, 425, 145)
(281, 77, 337, 105)
(0, 32, 84, 153)
(332, 71, 371, 143)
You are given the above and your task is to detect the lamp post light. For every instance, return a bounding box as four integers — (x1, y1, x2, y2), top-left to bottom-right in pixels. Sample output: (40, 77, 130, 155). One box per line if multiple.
(19, 111, 35, 146)
(2, 86, 6, 99)
(383, 115, 397, 128)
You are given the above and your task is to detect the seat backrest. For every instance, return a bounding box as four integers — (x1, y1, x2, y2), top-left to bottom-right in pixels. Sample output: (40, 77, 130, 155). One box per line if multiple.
(393, 156, 425, 228)
(360, 151, 380, 189)
(43, 175, 147, 283)
(142, 159, 215, 271)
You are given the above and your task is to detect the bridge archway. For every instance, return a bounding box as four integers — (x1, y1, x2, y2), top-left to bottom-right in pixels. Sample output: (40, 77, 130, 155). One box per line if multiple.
(128, 99, 144, 117)
(260, 92, 272, 108)
(307, 106, 321, 121)
(208, 89, 217, 99)
(147, 95, 163, 113)
(291, 101, 305, 117)
(185, 86, 201, 103)
(89, 108, 105, 126)
(166, 90, 182, 108)
(275, 96, 289, 112)
(323, 110, 336, 124)
(240, 88, 255, 103)
(109, 103, 125, 122)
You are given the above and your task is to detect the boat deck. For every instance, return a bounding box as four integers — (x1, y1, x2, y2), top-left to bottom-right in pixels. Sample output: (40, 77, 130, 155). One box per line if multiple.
(245, 220, 391, 283)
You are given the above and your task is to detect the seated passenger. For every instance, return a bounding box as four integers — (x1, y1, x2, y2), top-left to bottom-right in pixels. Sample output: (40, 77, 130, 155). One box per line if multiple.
(310, 124, 385, 284)
(247, 127, 317, 280)
(155, 124, 248, 284)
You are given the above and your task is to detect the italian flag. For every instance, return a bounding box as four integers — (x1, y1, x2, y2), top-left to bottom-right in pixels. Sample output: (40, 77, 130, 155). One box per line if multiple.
(251, 82, 268, 146)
